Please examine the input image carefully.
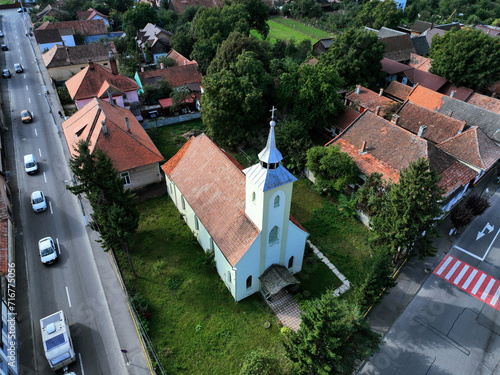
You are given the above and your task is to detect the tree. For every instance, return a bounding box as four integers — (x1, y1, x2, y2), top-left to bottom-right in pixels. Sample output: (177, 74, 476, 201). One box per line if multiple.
(320, 28, 385, 89)
(225, 0, 270, 38)
(278, 63, 344, 129)
(370, 158, 444, 260)
(139, 80, 172, 105)
(201, 51, 272, 147)
(429, 28, 500, 90)
(67, 141, 140, 276)
(156, 56, 177, 69)
(355, 0, 403, 29)
(306, 145, 360, 197)
(287, 0, 323, 19)
(172, 24, 195, 59)
(117, 51, 143, 78)
(107, 0, 134, 13)
(122, 2, 159, 37)
(282, 293, 380, 375)
(355, 172, 386, 217)
(275, 119, 313, 174)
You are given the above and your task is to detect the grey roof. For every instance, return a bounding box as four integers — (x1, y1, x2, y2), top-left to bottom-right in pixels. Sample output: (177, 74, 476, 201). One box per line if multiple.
(436, 97, 500, 143)
(411, 20, 433, 33)
(411, 35, 429, 56)
(378, 27, 407, 39)
(259, 120, 283, 164)
(434, 22, 461, 31)
(318, 38, 334, 49)
(259, 264, 299, 296)
(34, 29, 62, 44)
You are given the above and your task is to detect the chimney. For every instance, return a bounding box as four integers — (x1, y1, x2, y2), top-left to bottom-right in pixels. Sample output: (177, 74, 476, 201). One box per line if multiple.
(487, 30, 490, 34)
(359, 140, 367, 154)
(107, 89, 114, 106)
(379, 88, 384, 97)
(125, 117, 131, 132)
(110, 55, 118, 75)
(88, 61, 94, 70)
(160, 63, 164, 69)
(141, 67, 144, 72)
(375, 106, 381, 116)
(184, 59, 187, 65)
(101, 120, 108, 135)
(450, 90, 456, 98)
(391, 114, 399, 124)
(355, 85, 361, 95)
(417, 125, 427, 138)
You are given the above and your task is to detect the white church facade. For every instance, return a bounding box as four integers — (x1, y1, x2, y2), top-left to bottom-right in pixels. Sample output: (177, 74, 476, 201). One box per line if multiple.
(162, 120, 309, 301)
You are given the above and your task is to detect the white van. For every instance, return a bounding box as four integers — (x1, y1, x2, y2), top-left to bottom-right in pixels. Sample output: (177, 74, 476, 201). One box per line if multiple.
(24, 154, 38, 174)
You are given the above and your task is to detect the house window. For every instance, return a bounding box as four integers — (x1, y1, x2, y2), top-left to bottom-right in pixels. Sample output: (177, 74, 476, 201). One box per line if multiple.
(288, 256, 294, 269)
(195, 216, 199, 230)
(274, 195, 280, 208)
(269, 226, 279, 245)
(181, 196, 186, 210)
(120, 171, 131, 185)
(252, 192, 256, 204)
(246, 275, 252, 289)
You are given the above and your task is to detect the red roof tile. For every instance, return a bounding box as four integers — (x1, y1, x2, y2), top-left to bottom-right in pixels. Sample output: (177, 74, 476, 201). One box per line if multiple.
(408, 84, 445, 111)
(161, 134, 259, 266)
(408, 53, 431, 72)
(334, 107, 360, 133)
(138, 64, 202, 89)
(466, 93, 500, 114)
(36, 19, 108, 36)
(385, 80, 412, 101)
(62, 98, 163, 172)
(345, 86, 396, 116)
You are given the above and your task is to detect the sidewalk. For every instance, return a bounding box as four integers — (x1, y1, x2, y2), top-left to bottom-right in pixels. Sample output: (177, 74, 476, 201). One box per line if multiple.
(27, 33, 153, 374)
(365, 170, 500, 336)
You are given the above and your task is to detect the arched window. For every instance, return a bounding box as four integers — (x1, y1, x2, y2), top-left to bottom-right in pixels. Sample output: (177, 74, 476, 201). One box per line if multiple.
(252, 192, 256, 203)
(288, 256, 294, 269)
(246, 275, 252, 289)
(269, 226, 279, 245)
(274, 195, 280, 208)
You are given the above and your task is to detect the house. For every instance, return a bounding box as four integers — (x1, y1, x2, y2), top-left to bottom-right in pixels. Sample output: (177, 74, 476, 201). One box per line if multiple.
(34, 29, 71, 52)
(163, 50, 198, 66)
(475, 25, 500, 38)
(408, 53, 431, 72)
(410, 35, 430, 56)
(168, 0, 223, 14)
(325, 106, 360, 137)
(344, 85, 397, 118)
(62, 97, 164, 191)
(42, 42, 117, 83)
(65, 60, 142, 120)
(136, 23, 173, 63)
(466, 93, 500, 114)
(408, 84, 500, 146)
(162, 120, 309, 301)
(77, 7, 112, 27)
(135, 62, 202, 94)
(36, 19, 109, 44)
(328, 110, 477, 212)
(366, 27, 416, 62)
(313, 38, 334, 56)
(409, 20, 433, 37)
(36, 4, 66, 21)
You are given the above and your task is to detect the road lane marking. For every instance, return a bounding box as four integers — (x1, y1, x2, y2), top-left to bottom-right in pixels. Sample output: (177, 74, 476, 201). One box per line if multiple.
(481, 279, 496, 300)
(28, 97, 30, 103)
(25, 85, 28, 90)
(49, 201, 53, 214)
(65, 286, 72, 307)
(463, 270, 478, 290)
(43, 171, 47, 183)
(38, 148, 41, 157)
(471, 274, 486, 295)
(437, 256, 453, 275)
(453, 229, 500, 261)
(491, 287, 500, 306)
(34, 129, 37, 136)
(445, 260, 461, 280)
(56, 238, 60, 254)
(79, 353, 85, 375)
(454, 265, 469, 285)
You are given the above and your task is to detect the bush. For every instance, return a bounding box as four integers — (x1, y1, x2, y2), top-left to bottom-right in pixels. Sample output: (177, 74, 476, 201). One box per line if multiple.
(240, 348, 284, 375)
(465, 194, 491, 216)
(450, 205, 474, 229)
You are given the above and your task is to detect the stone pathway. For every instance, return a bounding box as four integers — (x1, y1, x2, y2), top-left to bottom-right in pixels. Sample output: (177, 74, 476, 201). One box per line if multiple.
(264, 241, 351, 331)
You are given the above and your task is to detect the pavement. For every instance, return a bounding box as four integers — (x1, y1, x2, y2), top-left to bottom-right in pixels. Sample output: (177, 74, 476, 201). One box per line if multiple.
(364, 169, 500, 337)
(24, 25, 154, 375)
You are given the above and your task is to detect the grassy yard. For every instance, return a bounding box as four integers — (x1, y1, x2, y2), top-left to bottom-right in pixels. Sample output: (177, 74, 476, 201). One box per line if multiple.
(251, 16, 333, 45)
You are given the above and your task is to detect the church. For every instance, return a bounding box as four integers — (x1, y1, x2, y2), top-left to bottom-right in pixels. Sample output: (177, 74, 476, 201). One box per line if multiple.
(162, 117, 309, 301)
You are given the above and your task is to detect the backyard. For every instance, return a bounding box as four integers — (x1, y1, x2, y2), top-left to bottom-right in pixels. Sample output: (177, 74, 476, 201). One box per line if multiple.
(251, 16, 333, 44)
(114, 121, 371, 373)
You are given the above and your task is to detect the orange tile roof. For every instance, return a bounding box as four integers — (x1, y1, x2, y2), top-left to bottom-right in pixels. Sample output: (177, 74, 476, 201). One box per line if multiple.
(166, 50, 197, 66)
(36, 19, 107, 36)
(345, 86, 396, 116)
(137, 64, 202, 89)
(62, 98, 163, 172)
(161, 134, 260, 266)
(408, 53, 431, 72)
(466, 93, 500, 114)
(408, 84, 445, 111)
(385, 80, 412, 101)
(65, 62, 139, 101)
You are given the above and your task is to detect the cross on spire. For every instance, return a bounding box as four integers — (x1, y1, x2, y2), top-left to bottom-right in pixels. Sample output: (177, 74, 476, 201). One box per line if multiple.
(270, 106, 277, 119)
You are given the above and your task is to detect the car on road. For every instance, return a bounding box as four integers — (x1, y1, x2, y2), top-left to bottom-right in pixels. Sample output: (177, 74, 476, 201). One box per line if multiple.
(14, 63, 23, 73)
(24, 154, 38, 174)
(31, 191, 47, 212)
(21, 110, 32, 123)
(1, 44, 8, 51)
(17, 7, 27, 13)
(2, 69, 10, 79)
(38, 237, 58, 265)
(0, 31, 4, 37)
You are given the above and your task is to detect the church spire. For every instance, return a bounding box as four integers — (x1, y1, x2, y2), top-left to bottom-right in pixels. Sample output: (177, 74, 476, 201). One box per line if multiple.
(258, 106, 283, 169)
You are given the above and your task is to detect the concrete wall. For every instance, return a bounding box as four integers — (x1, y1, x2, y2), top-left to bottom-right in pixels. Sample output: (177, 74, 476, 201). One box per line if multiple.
(123, 162, 162, 191)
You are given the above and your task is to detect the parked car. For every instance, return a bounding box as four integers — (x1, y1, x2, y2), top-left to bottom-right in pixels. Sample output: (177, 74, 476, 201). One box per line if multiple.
(1, 45, 8, 51)
(24, 154, 38, 174)
(0, 31, 4, 37)
(14, 63, 23, 73)
(17, 7, 27, 13)
(38, 237, 58, 265)
(2, 69, 10, 79)
(31, 191, 47, 212)
(21, 110, 32, 123)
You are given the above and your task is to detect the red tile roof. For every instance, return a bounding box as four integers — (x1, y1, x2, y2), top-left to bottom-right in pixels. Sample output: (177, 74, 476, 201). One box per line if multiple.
(77, 7, 110, 22)
(404, 69, 447, 91)
(381, 58, 412, 75)
(438, 82, 473, 101)
(385, 80, 412, 101)
(137, 64, 202, 89)
(437, 126, 500, 170)
(466, 93, 500, 114)
(165, 50, 197, 66)
(408, 53, 431, 72)
(36, 19, 108, 36)
(62, 98, 163, 172)
(345, 86, 396, 117)
(161, 134, 260, 266)
(334, 107, 360, 133)
(396, 101, 466, 144)
(408, 84, 445, 111)
(65, 62, 140, 101)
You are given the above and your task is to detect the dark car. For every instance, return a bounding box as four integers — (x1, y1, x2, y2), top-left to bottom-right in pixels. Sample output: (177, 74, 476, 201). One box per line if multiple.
(17, 7, 27, 13)
(1, 45, 8, 51)
(0, 31, 4, 37)
(2, 69, 11, 79)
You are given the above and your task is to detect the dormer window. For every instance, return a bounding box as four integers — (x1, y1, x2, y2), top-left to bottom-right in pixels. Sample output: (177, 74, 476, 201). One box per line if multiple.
(260, 161, 279, 170)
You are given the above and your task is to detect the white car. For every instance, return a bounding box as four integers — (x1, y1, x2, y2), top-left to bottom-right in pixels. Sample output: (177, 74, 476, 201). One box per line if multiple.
(31, 191, 47, 212)
(24, 154, 38, 174)
(38, 237, 58, 265)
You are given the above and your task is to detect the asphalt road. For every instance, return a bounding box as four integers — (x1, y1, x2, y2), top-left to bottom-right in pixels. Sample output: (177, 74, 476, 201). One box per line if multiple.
(359, 189, 500, 374)
(0, 9, 128, 374)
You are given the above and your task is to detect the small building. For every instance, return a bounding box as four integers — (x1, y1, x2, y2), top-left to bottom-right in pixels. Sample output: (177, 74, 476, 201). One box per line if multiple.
(136, 23, 173, 63)
(77, 7, 112, 27)
(313, 38, 334, 56)
(35, 19, 109, 44)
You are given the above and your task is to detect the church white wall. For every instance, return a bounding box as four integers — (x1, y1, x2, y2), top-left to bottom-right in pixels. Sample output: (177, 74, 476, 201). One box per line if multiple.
(233, 237, 262, 301)
(245, 178, 264, 230)
(285, 222, 309, 274)
(264, 189, 286, 269)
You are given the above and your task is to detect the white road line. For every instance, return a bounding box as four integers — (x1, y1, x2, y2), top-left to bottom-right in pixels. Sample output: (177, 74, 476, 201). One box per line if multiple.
(445, 260, 461, 280)
(482, 229, 500, 261)
(43, 171, 47, 183)
(463, 269, 478, 289)
(79, 353, 85, 375)
(25, 85, 28, 90)
(56, 238, 60, 254)
(453, 245, 483, 261)
(454, 265, 469, 285)
(491, 287, 500, 306)
(34, 129, 37, 136)
(472, 274, 486, 295)
(49, 201, 53, 214)
(28, 97, 30, 103)
(65, 287, 72, 308)
(437, 256, 453, 275)
(38, 148, 41, 157)
(481, 279, 495, 300)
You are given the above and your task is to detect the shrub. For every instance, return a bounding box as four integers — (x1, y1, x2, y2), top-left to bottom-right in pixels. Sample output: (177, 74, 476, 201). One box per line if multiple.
(464, 194, 491, 216)
(450, 205, 474, 229)
(240, 348, 283, 375)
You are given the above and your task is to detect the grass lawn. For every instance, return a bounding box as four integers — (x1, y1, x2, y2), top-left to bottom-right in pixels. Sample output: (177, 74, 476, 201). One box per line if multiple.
(251, 16, 333, 45)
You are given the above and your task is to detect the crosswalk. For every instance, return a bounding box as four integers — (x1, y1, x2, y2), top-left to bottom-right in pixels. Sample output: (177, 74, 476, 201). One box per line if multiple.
(434, 254, 500, 311)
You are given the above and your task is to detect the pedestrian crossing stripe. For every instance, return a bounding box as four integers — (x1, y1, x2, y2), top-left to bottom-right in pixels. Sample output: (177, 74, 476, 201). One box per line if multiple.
(434, 254, 500, 311)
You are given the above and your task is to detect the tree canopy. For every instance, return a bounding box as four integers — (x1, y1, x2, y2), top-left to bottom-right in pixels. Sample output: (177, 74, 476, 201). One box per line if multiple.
(320, 28, 385, 89)
(429, 28, 500, 90)
(355, 0, 403, 29)
(122, 2, 159, 36)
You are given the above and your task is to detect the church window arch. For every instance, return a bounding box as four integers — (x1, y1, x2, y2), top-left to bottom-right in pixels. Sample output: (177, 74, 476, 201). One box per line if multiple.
(181, 195, 186, 210)
(252, 192, 256, 204)
(246, 275, 252, 289)
(274, 195, 280, 208)
(269, 226, 279, 245)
